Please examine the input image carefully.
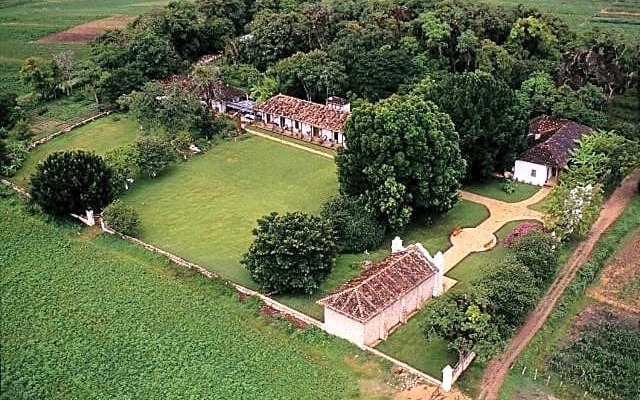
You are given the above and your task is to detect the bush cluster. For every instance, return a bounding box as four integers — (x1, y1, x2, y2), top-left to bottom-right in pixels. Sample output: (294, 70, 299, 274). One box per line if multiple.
(102, 200, 140, 236)
(321, 195, 385, 253)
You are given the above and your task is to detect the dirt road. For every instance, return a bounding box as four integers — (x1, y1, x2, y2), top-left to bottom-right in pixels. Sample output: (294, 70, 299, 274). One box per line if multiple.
(477, 169, 640, 400)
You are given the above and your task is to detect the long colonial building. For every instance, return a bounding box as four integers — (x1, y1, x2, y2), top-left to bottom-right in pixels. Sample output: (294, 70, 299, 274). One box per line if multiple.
(254, 94, 351, 146)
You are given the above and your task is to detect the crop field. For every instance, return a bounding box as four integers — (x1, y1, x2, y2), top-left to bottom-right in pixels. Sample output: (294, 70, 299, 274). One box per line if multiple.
(498, 196, 640, 400)
(11, 114, 139, 186)
(0, 193, 397, 400)
(121, 135, 339, 288)
(0, 0, 177, 92)
(475, 0, 640, 34)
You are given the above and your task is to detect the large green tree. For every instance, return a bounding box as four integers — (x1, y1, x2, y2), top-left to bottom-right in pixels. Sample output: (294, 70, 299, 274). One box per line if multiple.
(30, 151, 114, 216)
(241, 212, 337, 294)
(422, 292, 503, 361)
(475, 259, 541, 333)
(134, 135, 176, 178)
(414, 71, 527, 180)
(336, 94, 465, 230)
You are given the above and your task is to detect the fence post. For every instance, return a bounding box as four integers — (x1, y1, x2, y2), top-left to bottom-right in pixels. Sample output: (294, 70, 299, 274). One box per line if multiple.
(441, 365, 453, 392)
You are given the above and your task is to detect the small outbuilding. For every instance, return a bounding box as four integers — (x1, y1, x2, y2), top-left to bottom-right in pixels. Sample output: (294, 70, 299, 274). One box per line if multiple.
(513, 116, 592, 186)
(318, 237, 444, 347)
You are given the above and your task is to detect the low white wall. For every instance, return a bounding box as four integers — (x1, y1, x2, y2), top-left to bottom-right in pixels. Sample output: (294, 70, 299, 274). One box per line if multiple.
(514, 160, 548, 186)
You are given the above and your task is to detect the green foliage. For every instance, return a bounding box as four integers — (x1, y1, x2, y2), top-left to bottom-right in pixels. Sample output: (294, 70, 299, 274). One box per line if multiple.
(550, 325, 640, 400)
(552, 83, 607, 128)
(507, 16, 561, 60)
(103, 145, 136, 194)
(415, 71, 528, 180)
(133, 135, 175, 178)
(475, 259, 542, 333)
(29, 150, 114, 216)
(242, 212, 337, 294)
(0, 140, 27, 177)
(268, 50, 347, 102)
(320, 195, 386, 253)
(336, 94, 465, 230)
(102, 199, 140, 236)
(19, 57, 59, 99)
(124, 81, 215, 139)
(422, 292, 503, 361)
(0, 91, 18, 129)
(567, 130, 640, 192)
(544, 183, 604, 241)
(501, 179, 517, 194)
(516, 71, 556, 117)
(509, 231, 558, 284)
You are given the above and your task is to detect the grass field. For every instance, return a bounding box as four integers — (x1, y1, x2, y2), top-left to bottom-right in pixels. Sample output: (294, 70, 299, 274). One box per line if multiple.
(475, 0, 640, 34)
(11, 114, 139, 186)
(0, 193, 397, 400)
(0, 0, 176, 93)
(463, 179, 539, 203)
(121, 135, 339, 287)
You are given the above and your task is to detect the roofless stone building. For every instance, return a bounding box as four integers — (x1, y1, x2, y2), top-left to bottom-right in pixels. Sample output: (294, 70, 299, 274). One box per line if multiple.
(318, 237, 444, 347)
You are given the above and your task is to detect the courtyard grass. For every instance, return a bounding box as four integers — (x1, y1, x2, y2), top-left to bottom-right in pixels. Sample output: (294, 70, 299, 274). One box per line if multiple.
(121, 135, 338, 288)
(0, 194, 397, 400)
(11, 114, 139, 186)
(463, 178, 539, 203)
(278, 199, 490, 320)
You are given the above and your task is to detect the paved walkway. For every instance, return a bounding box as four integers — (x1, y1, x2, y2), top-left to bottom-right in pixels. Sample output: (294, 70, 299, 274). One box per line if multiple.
(245, 126, 335, 160)
(443, 187, 550, 272)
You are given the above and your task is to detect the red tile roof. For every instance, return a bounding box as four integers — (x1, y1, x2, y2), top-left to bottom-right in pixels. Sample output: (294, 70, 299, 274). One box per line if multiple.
(255, 94, 350, 132)
(317, 245, 438, 323)
(519, 116, 592, 168)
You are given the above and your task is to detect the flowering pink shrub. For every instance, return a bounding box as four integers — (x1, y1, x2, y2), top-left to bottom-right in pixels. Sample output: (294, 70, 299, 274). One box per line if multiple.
(504, 222, 543, 248)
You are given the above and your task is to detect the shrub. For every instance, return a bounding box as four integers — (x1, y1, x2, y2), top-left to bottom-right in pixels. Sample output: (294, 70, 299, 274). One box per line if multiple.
(321, 195, 385, 253)
(509, 231, 559, 285)
(134, 135, 175, 178)
(475, 258, 541, 334)
(501, 179, 517, 194)
(102, 200, 140, 236)
(242, 212, 337, 294)
(503, 221, 542, 248)
(30, 150, 114, 216)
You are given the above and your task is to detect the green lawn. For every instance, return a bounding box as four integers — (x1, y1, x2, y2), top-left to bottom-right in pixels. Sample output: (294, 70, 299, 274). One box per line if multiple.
(0, 0, 176, 93)
(278, 199, 489, 320)
(464, 178, 540, 203)
(12, 114, 139, 186)
(121, 135, 339, 288)
(0, 194, 396, 400)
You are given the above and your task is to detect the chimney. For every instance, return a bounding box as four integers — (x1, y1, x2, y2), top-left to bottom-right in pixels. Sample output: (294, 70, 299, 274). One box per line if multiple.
(391, 236, 405, 253)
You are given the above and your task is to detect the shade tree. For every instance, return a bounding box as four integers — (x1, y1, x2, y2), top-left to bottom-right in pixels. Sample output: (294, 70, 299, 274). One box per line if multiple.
(336, 94, 465, 230)
(241, 212, 337, 294)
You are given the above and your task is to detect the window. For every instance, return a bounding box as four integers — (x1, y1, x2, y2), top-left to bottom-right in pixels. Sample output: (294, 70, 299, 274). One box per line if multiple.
(266, 114, 271, 123)
(333, 132, 339, 142)
(280, 116, 285, 126)
(531, 169, 537, 177)
(294, 120, 300, 130)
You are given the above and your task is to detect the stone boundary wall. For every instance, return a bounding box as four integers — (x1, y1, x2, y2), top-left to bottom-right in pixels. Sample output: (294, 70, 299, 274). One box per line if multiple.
(0, 180, 449, 392)
(28, 110, 111, 150)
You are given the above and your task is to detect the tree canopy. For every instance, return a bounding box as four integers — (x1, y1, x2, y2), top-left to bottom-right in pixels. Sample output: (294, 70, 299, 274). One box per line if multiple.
(241, 212, 337, 294)
(336, 94, 465, 230)
(30, 150, 114, 216)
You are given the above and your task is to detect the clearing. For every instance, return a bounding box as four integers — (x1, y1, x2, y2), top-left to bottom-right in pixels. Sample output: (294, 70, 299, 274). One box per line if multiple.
(0, 194, 401, 400)
(121, 134, 339, 287)
(36, 15, 134, 44)
(11, 114, 139, 186)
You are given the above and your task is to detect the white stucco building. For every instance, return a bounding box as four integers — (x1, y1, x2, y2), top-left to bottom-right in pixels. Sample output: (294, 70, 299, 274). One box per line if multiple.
(254, 94, 350, 146)
(318, 238, 444, 347)
(513, 116, 593, 186)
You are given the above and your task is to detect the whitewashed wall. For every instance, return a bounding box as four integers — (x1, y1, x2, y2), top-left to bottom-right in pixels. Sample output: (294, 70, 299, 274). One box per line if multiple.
(361, 277, 435, 346)
(514, 160, 549, 186)
(323, 308, 365, 345)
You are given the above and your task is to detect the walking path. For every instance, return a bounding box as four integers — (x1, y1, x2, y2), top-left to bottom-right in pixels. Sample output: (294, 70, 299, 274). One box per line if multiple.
(245, 126, 335, 160)
(443, 187, 550, 272)
(477, 169, 640, 400)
